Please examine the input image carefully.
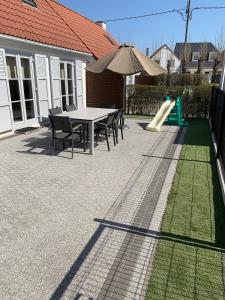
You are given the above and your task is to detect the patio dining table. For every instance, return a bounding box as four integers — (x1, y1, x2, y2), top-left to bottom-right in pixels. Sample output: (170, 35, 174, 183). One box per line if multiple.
(58, 107, 117, 155)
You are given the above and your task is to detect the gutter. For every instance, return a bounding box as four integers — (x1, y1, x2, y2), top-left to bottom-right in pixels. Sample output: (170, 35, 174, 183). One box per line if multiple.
(0, 33, 92, 57)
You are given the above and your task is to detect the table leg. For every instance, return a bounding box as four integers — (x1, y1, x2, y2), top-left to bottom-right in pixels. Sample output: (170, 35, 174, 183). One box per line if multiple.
(89, 121, 94, 155)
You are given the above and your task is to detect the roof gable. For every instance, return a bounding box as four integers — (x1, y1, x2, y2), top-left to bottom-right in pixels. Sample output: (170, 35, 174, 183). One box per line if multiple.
(150, 44, 180, 61)
(0, 0, 118, 58)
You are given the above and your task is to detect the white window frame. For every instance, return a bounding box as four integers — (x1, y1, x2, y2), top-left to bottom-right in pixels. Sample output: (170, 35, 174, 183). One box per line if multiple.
(60, 60, 76, 110)
(208, 52, 215, 62)
(192, 52, 200, 62)
(6, 53, 37, 125)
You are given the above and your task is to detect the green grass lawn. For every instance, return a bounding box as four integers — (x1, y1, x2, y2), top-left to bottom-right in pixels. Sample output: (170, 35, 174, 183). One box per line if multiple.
(146, 120, 225, 300)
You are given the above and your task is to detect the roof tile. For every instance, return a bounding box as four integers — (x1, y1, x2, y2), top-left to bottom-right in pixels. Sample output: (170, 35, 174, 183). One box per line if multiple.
(0, 0, 118, 57)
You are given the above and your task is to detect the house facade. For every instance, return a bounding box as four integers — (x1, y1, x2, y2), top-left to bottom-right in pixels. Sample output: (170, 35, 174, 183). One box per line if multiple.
(174, 42, 221, 80)
(0, 0, 118, 134)
(150, 44, 180, 73)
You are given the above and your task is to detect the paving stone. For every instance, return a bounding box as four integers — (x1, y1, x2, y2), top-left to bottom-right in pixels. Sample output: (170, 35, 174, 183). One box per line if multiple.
(0, 119, 185, 299)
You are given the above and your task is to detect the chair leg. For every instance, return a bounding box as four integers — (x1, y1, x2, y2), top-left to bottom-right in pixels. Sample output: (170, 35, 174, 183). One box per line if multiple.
(51, 131, 55, 154)
(79, 128, 82, 143)
(71, 134, 74, 159)
(120, 120, 124, 140)
(115, 123, 119, 144)
(83, 124, 86, 152)
(112, 125, 116, 146)
(105, 128, 110, 151)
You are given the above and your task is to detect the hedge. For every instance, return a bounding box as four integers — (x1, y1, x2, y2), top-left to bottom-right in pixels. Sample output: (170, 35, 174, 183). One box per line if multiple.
(126, 84, 215, 118)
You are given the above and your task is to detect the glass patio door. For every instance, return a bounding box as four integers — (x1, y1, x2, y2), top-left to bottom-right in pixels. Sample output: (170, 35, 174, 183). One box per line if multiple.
(60, 62, 75, 111)
(6, 55, 36, 125)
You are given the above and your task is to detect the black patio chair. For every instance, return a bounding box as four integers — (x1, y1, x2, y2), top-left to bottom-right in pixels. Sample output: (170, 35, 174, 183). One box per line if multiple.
(49, 107, 62, 116)
(65, 104, 76, 112)
(95, 112, 116, 151)
(49, 115, 86, 158)
(65, 104, 88, 143)
(114, 109, 124, 143)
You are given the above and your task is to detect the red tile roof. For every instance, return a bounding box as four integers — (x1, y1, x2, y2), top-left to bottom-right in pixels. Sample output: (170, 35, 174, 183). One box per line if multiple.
(0, 0, 118, 58)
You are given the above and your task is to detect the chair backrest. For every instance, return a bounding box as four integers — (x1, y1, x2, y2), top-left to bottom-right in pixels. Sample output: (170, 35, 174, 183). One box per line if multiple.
(51, 116, 72, 132)
(106, 112, 115, 126)
(115, 109, 124, 122)
(49, 107, 62, 116)
(66, 104, 76, 112)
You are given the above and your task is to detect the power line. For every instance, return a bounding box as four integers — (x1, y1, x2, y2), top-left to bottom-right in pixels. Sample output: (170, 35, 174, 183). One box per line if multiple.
(103, 9, 186, 23)
(190, 6, 225, 18)
(103, 6, 225, 23)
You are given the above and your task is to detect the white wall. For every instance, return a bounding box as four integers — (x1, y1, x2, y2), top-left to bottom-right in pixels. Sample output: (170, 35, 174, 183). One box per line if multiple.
(151, 46, 180, 73)
(0, 35, 90, 133)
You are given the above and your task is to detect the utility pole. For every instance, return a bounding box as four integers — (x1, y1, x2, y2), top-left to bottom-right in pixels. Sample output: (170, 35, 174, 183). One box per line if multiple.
(182, 0, 191, 73)
(184, 0, 191, 45)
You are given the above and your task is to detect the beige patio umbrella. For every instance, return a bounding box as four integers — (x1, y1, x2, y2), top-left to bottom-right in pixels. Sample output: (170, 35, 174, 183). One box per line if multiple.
(86, 43, 166, 76)
(86, 43, 166, 126)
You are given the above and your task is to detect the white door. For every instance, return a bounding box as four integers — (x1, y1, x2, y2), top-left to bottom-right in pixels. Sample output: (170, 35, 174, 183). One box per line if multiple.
(5, 54, 37, 127)
(35, 54, 50, 121)
(60, 61, 75, 111)
(0, 49, 13, 133)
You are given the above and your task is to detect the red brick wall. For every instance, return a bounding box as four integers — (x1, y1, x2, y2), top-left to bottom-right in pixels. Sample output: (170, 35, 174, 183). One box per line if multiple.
(86, 70, 123, 108)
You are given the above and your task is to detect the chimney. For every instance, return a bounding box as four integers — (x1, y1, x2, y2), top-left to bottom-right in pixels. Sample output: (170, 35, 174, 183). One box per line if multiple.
(146, 48, 150, 57)
(96, 21, 107, 31)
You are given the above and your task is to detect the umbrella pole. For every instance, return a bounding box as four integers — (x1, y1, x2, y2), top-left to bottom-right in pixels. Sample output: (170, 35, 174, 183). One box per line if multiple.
(123, 75, 129, 129)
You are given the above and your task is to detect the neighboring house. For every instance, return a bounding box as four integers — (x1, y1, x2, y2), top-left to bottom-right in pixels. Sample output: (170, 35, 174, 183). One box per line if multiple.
(0, 0, 118, 134)
(150, 44, 181, 73)
(174, 42, 221, 80)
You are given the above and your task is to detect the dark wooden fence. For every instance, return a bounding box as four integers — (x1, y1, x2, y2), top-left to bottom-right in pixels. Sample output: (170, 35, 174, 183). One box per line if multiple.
(210, 87, 225, 169)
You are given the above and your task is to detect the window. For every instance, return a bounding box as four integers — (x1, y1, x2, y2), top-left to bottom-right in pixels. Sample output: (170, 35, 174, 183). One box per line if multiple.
(208, 52, 215, 62)
(6, 56, 22, 122)
(22, 0, 37, 7)
(21, 58, 35, 119)
(192, 52, 200, 62)
(6, 55, 36, 123)
(60, 62, 75, 111)
(168, 59, 175, 67)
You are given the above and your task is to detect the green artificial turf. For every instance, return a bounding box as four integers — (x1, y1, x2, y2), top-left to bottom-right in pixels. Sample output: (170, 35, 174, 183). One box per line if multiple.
(146, 120, 225, 300)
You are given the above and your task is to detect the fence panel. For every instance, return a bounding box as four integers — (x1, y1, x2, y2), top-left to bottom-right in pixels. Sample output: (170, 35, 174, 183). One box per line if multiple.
(210, 88, 225, 172)
(214, 91, 225, 143)
(220, 122, 225, 167)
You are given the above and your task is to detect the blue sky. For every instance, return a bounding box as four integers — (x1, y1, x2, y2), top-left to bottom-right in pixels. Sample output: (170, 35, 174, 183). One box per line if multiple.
(61, 0, 225, 54)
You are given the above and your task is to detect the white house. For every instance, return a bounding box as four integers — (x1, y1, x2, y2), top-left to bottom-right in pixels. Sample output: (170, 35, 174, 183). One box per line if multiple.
(150, 44, 181, 73)
(0, 0, 118, 135)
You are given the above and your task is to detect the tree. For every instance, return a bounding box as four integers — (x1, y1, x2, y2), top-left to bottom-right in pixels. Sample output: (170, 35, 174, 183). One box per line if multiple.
(197, 42, 208, 74)
(180, 43, 191, 74)
(215, 29, 225, 54)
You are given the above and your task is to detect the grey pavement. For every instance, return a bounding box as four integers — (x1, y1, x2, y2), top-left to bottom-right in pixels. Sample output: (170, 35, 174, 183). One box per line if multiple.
(0, 119, 184, 300)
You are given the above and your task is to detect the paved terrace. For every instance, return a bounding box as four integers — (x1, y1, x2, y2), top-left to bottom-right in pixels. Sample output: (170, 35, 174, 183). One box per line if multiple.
(0, 119, 184, 300)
